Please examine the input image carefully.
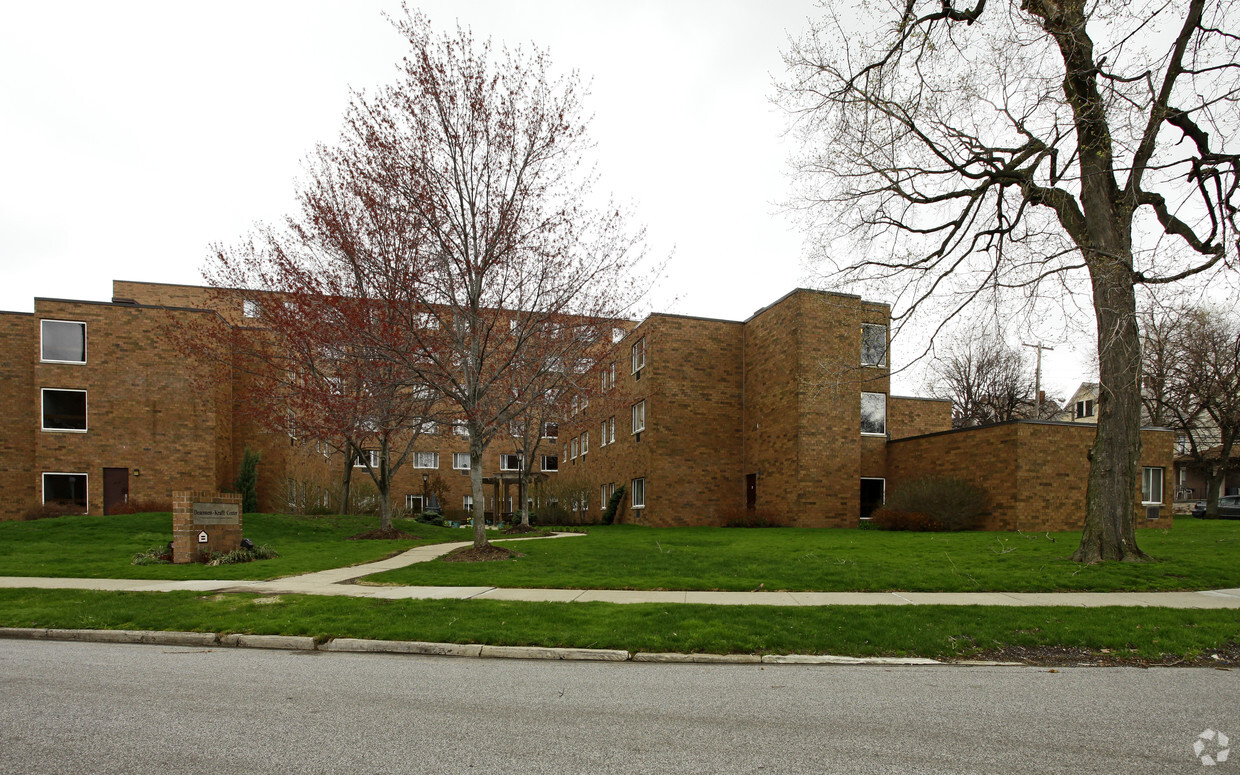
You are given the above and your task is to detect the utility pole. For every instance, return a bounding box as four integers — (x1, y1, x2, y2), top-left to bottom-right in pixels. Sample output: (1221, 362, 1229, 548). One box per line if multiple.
(1022, 342, 1054, 418)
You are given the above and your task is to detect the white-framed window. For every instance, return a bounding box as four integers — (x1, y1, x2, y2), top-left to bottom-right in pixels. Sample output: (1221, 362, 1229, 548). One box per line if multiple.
(571, 438, 579, 459)
(406, 494, 423, 512)
(414, 452, 439, 469)
(601, 363, 615, 392)
(1142, 466, 1165, 505)
(861, 392, 886, 436)
(541, 454, 558, 472)
(1076, 399, 1095, 419)
(243, 299, 260, 318)
(501, 454, 522, 471)
(631, 337, 646, 373)
(452, 452, 470, 470)
(601, 484, 608, 509)
(41, 388, 87, 432)
(418, 420, 438, 435)
(581, 394, 588, 410)
(571, 395, 579, 416)
(631, 477, 646, 509)
(600, 420, 609, 446)
(463, 494, 474, 512)
(861, 324, 887, 367)
(612, 327, 625, 344)
(580, 431, 588, 456)
(40, 320, 87, 364)
(453, 422, 469, 437)
(354, 449, 381, 468)
(632, 401, 646, 434)
(541, 422, 558, 439)
(563, 444, 569, 462)
(608, 416, 616, 444)
(42, 472, 88, 513)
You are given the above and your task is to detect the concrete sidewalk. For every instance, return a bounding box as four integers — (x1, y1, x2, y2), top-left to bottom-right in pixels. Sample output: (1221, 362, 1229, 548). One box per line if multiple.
(3, 532, 1239, 608)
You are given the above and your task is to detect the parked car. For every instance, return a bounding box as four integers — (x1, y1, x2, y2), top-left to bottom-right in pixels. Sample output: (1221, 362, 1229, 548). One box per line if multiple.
(1191, 495, 1240, 519)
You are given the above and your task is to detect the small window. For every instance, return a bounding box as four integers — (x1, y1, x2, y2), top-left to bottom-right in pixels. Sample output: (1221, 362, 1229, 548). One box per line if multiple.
(861, 324, 887, 367)
(632, 401, 646, 434)
(571, 438, 579, 460)
(1076, 399, 1095, 419)
(452, 452, 470, 470)
(463, 494, 474, 512)
(571, 396, 579, 416)
(580, 431, 588, 456)
(42, 472, 88, 513)
(418, 420, 438, 435)
(501, 454, 522, 471)
(601, 484, 609, 509)
(243, 299, 260, 318)
(354, 450, 381, 468)
(541, 455, 558, 472)
(612, 327, 624, 344)
(416, 312, 440, 330)
(631, 477, 646, 509)
(414, 452, 439, 469)
(608, 417, 616, 444)
(405, 494, 424, 512)
(453, 422, 469, 437)
(861, 392, 886, 436)
(1142, 466, 1164, 505)
(541, 422, 558, 439)
(600, 420, 609, 446)
(631, 338, 646, 373)
(41, 389, 87, 432)
(40, 320, 87, 363)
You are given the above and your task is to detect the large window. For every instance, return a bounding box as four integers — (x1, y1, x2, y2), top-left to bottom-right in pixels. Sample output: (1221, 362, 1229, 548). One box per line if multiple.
(541, 454, 558, 472)
(501, 454, 522, 471)
(40, 320, 87, 363)
(1142, 466, 1165, 505)
(452, 452, 470, 470)
(41, 389, 87, 432)
(42, 472, 88, 513)
(631, 337, 646, 373)
(861, 392, 886, 436)
(414, 452, 439, 469)
(632, 401, 646, 434)
(631, 477, 646, 509)
(861, 324, 887, 367)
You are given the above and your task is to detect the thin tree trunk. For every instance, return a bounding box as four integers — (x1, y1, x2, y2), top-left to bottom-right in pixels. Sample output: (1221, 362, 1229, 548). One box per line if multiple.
(378, 437, 393, 531)
(339, 443, 354, 515)
(470, 438, 489, 549)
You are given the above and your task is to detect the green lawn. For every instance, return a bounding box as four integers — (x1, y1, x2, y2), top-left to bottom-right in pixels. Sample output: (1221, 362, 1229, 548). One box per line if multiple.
(0, 588, 1235, 661)
(366, 519, 1240, 592)
(0, 512, 468, 580)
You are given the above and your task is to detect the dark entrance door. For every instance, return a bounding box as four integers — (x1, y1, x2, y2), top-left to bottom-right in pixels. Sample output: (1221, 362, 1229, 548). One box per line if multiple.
(103, 468, 129, 515)
(745, 474, 757, 510)
(860, 478, 885, 521)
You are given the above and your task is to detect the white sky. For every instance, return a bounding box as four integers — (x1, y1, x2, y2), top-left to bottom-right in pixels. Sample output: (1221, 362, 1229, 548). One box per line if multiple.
(0, 0, 1095, 398)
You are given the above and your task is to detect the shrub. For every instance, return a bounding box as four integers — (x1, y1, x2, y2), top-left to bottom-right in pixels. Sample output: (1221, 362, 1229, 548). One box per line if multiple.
(131, 542, 174, 565)
(718, 506, 786, 528)
(415, 511, 445, 527)
(602, 486, 626, 525)
(233, 446, 261, 513)
(205, 544, 279, 566)
(875, 477, 988, 531)
(21, 503, 80, 521)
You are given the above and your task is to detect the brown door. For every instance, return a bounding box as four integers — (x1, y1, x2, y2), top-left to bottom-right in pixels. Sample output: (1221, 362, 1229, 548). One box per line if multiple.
(103, 468, 129, 515)
(746, 474, 757, 510)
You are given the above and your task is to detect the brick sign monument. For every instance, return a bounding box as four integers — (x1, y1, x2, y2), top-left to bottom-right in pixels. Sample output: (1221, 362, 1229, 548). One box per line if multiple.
(172, 491, 242, 563)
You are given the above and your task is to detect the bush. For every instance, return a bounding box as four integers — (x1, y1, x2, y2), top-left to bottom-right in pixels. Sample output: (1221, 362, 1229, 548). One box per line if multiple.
(602, 486, 626, 525)
(233, 446, 261, 514)
(719, 507, 786, 528)
(415, 511, 445, 527)
(131, 542, 174, 565)
(873, 477, 988, 531)
(205, 544, 279, 566)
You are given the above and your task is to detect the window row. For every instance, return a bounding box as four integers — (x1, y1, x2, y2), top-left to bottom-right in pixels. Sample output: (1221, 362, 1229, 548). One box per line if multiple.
(353, 450, 557, 472)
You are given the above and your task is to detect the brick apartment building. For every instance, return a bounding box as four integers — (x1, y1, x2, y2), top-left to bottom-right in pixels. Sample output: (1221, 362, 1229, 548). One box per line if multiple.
(1, 281, 1174, 530)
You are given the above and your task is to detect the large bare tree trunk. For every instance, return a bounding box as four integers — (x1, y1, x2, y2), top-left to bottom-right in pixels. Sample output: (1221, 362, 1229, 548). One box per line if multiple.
(1073, 254, 1150, 562)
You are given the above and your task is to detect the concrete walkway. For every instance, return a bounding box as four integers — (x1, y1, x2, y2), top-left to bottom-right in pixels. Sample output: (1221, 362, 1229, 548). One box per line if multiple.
(3, 532, 1240, 608)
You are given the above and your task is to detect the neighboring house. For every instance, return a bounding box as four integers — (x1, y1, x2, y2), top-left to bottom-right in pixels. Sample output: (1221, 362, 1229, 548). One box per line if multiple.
(0, 281, 1175, 531)
(1058, 382, 1100, 423)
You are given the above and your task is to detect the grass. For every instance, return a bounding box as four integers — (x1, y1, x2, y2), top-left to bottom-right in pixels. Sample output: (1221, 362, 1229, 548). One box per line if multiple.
(0, 588, 1235, 661)
(365, 519, 1240, 592)
(0, 512, 469, 580)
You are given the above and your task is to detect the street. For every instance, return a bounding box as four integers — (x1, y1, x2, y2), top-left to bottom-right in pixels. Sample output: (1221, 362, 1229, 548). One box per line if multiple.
(0, 639, 1235, 774)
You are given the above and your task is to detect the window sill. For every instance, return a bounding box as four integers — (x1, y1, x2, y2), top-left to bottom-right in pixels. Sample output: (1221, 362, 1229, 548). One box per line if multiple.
(41, 428, 88, 434)
(40, 359, 87, 365)
(860, 432, 887, 438)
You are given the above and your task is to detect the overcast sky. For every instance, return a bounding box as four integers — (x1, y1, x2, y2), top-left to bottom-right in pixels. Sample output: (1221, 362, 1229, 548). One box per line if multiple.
(0, 0, 1097, 397)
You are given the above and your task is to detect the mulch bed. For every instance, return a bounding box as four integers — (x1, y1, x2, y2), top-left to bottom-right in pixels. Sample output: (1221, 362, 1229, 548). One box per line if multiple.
(965, 643, 1240, 668)
(347, 528, 422, 541)
(441, 544, 525, 562)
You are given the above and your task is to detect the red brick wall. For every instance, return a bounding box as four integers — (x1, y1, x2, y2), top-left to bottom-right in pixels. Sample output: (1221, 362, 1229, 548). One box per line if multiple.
(0, 313, 36, 518)
(886, 421, 1175, 531)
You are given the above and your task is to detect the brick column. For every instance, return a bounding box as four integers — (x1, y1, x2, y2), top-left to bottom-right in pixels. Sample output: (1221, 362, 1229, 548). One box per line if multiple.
(172, 491, 243, 563)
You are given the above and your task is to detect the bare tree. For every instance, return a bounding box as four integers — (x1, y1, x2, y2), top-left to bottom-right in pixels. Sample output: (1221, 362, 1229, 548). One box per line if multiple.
(929, 329, 1060, 427)
(783, 0, 1240, 561)
(1141, 305, 1240, 516)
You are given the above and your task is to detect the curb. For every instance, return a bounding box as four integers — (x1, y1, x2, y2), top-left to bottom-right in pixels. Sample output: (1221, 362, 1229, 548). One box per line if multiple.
(0, 627, 946, 666)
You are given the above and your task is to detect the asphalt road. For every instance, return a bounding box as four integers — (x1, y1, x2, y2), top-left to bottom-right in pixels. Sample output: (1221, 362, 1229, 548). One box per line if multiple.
(1, 639, 1236, 774)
